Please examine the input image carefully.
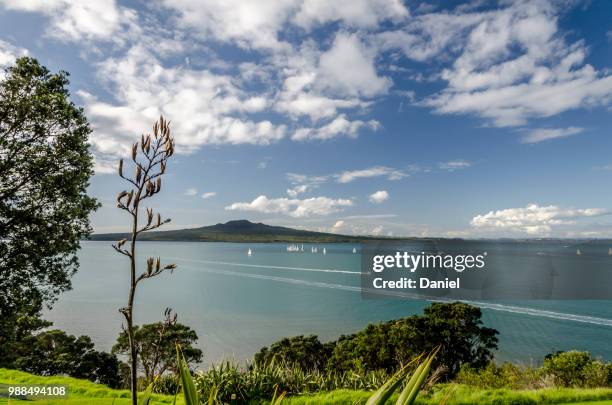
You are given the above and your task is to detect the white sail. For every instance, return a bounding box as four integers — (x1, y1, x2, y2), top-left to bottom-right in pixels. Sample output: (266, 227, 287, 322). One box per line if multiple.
(247, 248, 252, 256)
(323, 248, 326, 255)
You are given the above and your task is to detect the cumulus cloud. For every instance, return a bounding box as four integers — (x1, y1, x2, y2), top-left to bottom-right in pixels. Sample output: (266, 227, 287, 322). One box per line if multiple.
(201, 192, 216, 199)
(377, 1, 612, 127)
(438, 159, 471, 171)
(369, 190, 389, 204)
(285, 172, 329, 196)
(0, 40, 28, 80)
(287, 184, 311, 198)
(226, 195, 352, 217)
(184, 187, 198, 196)
(292, 115, 380, 141)
(0, 0, 132, 41)
(521, 127, 584, 144)
(317, 33, 391, 98)
(336, 166, 407, 183)
(471, 203, 609, 235)
(370, 225, 384, 235)
(331, 220, 345, 233)
(158, 0, 407, 50)
(79, 46, 287, 171)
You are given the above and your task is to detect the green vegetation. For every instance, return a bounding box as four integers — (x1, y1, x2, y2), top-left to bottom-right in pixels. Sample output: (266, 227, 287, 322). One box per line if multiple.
(280, 386, 612, 404)
(113, 316, 202, 387)
(2, 369, 612, 404)
(111, 116, 177, 405)
(255, 303, 498, 379)
(90, 219, 378, 243)
(457, 351, 612, 390)
(0, 56, 99, 369)
(12, 329, 120, 389)
(0, 368, 182, 404)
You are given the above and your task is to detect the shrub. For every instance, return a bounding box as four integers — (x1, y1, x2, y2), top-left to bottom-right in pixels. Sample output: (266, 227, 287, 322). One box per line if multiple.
(543, 351, 611, 388)
(456, 362, 544, 390)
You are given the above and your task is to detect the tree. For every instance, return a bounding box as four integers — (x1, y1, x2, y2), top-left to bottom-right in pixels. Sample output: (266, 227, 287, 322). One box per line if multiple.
(254, 335, 333, 371)
(328, 302, 498, 378)
(112, 310, 202, 385)
(0, 57, 98, 366)
(13, 329, 121, 388)
(112, 117, 176, 404)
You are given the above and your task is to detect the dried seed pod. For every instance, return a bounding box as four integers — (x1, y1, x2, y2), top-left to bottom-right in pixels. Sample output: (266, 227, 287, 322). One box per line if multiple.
(147, 258, 153, 275)
(131, 143, 137, 160)
(118, 159, 124, 177)
(126, 190, 133, 207)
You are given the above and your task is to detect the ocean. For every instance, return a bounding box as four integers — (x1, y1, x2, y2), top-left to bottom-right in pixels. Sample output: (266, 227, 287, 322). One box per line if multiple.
(45, 241, 612, 367)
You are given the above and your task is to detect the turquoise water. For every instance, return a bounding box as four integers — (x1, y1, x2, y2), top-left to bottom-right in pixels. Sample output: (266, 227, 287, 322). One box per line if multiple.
(45, 241, 612, 367)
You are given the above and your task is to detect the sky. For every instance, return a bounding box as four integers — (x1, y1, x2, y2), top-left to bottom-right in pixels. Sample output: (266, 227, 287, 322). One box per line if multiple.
(1, 0, 612, 238)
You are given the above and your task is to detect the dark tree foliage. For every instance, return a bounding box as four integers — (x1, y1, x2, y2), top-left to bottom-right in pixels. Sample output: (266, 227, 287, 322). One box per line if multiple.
(0, 57, 98, 365)
(255, 303, 498, 379)
(14, 330, 121, 388)
(254, 335, 334, 370)
(329, 303, 498, 377)
(112, 321, 202, 385)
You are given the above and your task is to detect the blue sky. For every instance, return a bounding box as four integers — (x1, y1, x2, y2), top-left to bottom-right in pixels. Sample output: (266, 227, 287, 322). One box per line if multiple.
(1, 0, 612, 237)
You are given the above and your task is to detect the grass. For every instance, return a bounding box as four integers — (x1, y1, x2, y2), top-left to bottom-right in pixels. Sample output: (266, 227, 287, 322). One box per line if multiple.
(2, 369, 612, 404)
(0, 368, 183, 404)
(278, 385, 612, 404)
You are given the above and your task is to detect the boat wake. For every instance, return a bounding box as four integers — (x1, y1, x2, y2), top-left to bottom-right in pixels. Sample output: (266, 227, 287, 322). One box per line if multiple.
(173, 258, 612, 328)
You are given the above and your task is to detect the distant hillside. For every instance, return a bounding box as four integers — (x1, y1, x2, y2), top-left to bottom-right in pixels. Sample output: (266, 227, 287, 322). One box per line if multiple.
(89, 220, 374, 243)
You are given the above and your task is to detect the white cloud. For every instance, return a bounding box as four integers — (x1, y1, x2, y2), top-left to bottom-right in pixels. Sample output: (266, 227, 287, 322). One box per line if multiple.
(370, 225, 384, 235)
(201, 192, 216, 199)
(287, 184, 310, 198)
(292, 115, 380, 141)
(226, 195, 352, 217)
(336, 166, 407, 183)
(293, 0, 408, 30)
(184, 187, 198, 196)
(0, 40, 28, 72)
(471, 203, 609, 236)
(286, 172, 328, 196)
(369, 190, 389, 204)
(257, 161, 268, 169)
(318, 33, 391, 98)
(376, 1, 612, 127)
(79, 45, 288, 171)
(439, 159, 471, 171)
(159, 0, 407, 50)
(521, 127, 584, 144)
(0, 0, 132, 41)
(331, 220, 345, 233)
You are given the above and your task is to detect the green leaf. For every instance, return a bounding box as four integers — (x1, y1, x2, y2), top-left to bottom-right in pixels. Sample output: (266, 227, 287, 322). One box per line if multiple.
(395, 347, 440, 405)
(176, 344, 200, 405)
(139, 380, 155, 405)
(366, 353, 424, 405)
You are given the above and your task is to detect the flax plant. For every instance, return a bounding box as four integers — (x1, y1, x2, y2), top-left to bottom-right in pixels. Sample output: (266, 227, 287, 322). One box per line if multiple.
(113, 116, 176, 405)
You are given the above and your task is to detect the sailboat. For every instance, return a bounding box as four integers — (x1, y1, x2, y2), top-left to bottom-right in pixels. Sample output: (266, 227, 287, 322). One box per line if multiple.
(247, 248, 252, 256)
(323, 248, 326, 255)
(608, 248, 612, 256)
(352, 247, 357, 254)
(576, 249, 581, 256)
(301, 244, 304, 252)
